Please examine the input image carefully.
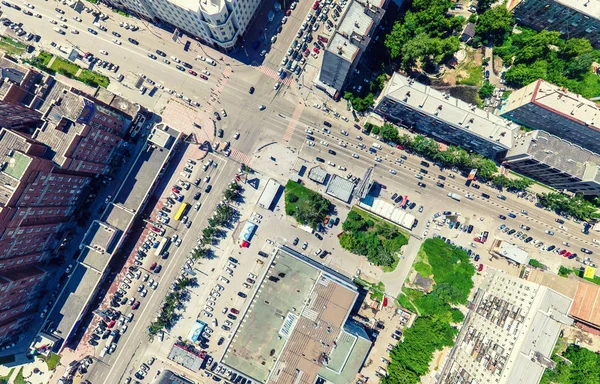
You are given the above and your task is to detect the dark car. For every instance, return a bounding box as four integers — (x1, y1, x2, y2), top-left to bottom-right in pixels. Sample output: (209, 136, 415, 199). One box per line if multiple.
(112, 31, 121, 37)
(417, 182, 426, 188)
(547, 245, 556, 252)
(315, 233, 323, 240)
(228, 313, 238, 320)
(328, 149, 336, 155)
(217, 337, 225, 346)
(229, 257, 239, 263)
(88, 28, 98, 35)
(258, 251, 268, 257)
(218, 128, 224, 138)
(176, 65, 185, 71)
(156, 49, 166, 56)
(472, 183, 480, 189)
(154, 265, 162, 273)
(293, 237, 299, 246)
(161, 252, 169, 259)
(436, 182, 445, 188)
(499, 215, 507, 220)
(230, 308, 240, 314)
(419, 169, 428, 174)
(147, 53, 157, 60)
(481, 193, 490, 199)
(249, 87, 255, 94)
(205, 185, 212, 193)
(316, 157, 325, 163)
(323, 121, 332, 127)
(128, 38, 139, 44)
(213, 112, 221, 120)
(237, 292, 247, 298)
(508, 213, 517, 218)
(555, 218, 565, 224)
(581, 248, 593, 255)
(438, 175, 446, 180)
(420, 161, 430, 168)
(194, 192, 201, 200)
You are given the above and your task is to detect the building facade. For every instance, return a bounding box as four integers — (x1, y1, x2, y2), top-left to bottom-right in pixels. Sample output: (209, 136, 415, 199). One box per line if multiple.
(104, 0, 261, 50)
(508, 0, 600, 48)
(375, 73, 519, 159)
(501, 79, 600, 155)
(315, 0, 387, 97)
(503, 130, 600, 195)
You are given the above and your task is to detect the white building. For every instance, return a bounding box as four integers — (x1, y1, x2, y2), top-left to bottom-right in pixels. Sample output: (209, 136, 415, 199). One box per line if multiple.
(106, 0, 261, 50)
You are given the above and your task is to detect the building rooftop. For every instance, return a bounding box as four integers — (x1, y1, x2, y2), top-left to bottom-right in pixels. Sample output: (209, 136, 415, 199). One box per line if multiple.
(503, 79, 600, 131)
(491, 240, 530, 264)
(569, 281, 600, 328)
(257, 179, 281, 210)
(509, 130, 600, 183)
(358, 196, 416, 230)
(326, 175, 355, 203)
(78, 244, 113, 273)
(47, 264, 101, 341)
(151, 369, 195, 384)
(222, 248, 360, 384)
(439, 269, 573, 384)
(338, 1, 373, 39)
(81, 220, 121, 255)
(168, 344, 204, 372)
(509, 0, 600, 18)
(383, 73, 519, 148)
(94, 88, 140, 118)
(148, 124, 176, 149)
(325, 34, 360, 63)
(308, 166, 328, 184)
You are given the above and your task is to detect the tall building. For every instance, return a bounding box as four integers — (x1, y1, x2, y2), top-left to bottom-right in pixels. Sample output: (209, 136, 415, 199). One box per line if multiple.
(105, 0, 262, 50)
(501, 79, 600, 155)
(375, 73, 519, 159)
(508, 0, 600, 48)
(504, 130, 600, 196)
(314, 0, 387, 97)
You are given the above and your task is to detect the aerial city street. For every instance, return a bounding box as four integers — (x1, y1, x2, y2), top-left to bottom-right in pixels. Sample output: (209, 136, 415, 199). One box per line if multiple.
(0, 0, 599, 383)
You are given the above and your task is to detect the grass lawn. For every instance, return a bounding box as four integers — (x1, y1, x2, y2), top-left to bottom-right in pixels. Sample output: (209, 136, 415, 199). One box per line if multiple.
(50, 57, 80, 76)
(284, 180, 330, 229)
(38, 51, 53, 66)
(79, 69, 110, 87)
(13, 368, 25, 384)
(45, 353, 61, 371)
(455, 52, 483, 86)
(0, 36, 26, 56)
(354, 277, 385, 301)
(0, 368, 14, 384)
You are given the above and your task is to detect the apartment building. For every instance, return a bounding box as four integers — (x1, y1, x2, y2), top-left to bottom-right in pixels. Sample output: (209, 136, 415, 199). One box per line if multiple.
(508, 0, 600, 48)
(315, 0, 387, 97)
(375, 73, 519, 159)
(501, 79, 600, 155)
(105, 0, 261, 50)
(503, 130, 600, 195)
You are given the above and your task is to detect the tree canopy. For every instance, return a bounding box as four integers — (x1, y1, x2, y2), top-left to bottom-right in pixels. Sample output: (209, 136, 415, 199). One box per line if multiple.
(541, 345, 600, 384)
(475, 5, 514, 43)
(284, 181, 331, 229)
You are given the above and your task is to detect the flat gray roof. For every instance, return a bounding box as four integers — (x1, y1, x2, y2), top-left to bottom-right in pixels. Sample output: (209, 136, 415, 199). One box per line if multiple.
(47, 264, 101, 341)
(382, 73, 519, 148)
(168, 344, 204, 372)
(326, 175, 355, 203)
(510, 130, 600, 182)
(325, 33, 359, 62)
(338, 1, 373, 38)
(308, 166, 328, 184)
(78, 246, 111, 272)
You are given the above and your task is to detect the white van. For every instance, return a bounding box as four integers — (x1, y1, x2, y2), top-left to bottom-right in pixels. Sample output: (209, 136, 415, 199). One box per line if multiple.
(205, 58, 216, 66)
(372, 143, 382, 150)
(170, 56, 181, 63)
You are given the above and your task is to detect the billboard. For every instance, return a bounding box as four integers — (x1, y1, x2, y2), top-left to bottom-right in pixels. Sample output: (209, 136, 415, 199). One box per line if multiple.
(467, 169, 477, 181)
(584, 266, 596, 279)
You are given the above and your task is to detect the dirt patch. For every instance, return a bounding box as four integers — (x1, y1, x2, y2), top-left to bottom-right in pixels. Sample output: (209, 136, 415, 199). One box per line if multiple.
(441, 48, 484, 87)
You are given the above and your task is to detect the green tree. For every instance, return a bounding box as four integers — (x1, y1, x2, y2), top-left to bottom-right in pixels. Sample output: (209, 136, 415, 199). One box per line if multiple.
(380, 123, 400, 143)
(478, 82, 495, 99)
(475, 5, 514, 43)
(561, 38, 593, 59)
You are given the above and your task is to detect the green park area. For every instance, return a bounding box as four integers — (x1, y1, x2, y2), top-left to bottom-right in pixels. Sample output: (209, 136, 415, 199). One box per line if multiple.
(284, 180, 330, 230)
(338, 208, 408, 270)
(27, 51, 109, 88)
(0, 36, 26, 56)
(384, 238, 475, 384)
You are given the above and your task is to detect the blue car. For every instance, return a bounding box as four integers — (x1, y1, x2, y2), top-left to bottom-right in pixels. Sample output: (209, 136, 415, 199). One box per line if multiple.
(508, 213, 517, 218)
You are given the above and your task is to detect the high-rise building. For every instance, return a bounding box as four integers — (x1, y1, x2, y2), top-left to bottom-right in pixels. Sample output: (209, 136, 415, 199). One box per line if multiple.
(501, 79, 600, 155)
(504, 130, 600, 196)
(375, 73, 519, 159)
(105, 0, 262, 50)
(508, 0, 600, 48)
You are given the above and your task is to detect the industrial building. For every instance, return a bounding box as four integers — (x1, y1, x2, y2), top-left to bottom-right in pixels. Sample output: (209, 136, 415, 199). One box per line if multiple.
(104, 0, 262, 50)
(314, 0, 387, 97)
(508, 0, 600, 48)
(439, 268, 573, 384)
(504, 130, 600, 196)
(501, 79, 600, 155)
(375, 73, 520, 159)
(221, 247, 371, 384)
(326, 175, 355, 203)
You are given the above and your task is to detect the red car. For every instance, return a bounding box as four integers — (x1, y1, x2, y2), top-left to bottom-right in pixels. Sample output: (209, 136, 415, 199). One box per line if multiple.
(473, 237, 484, 243)
(478, 264, 484, 272)
(107, 319, 116, 328)
(396, 145, 404, 150)
(200, 74, 208, 80)
(383, 297, 388, 307)
(230, 308, 239, 314)
(337, 232, 344, 238)
(188, 70, 197, 76)
(132, 301, 140, 310)
(150, 262, 157, 270)
(84, 52, 91, 58)
(564, 252, 572, 258)
(303, 50, 310, 57)
(312, 1, 319, 9)
(559, 249, 567, 255)
(286, 9, 291, 15)
(171, 187, 180, 193)
(313, 47, 320, 54)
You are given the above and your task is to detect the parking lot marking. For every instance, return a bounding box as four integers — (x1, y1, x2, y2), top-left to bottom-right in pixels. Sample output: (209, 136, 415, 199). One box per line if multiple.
(282, 103, 305, 143)
(228, 148, 252, 165)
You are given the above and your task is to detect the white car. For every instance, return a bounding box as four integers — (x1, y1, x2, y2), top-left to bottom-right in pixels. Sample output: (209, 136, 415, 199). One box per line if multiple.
(374, 157, 382, 162)
(320, 140, 329, 147)
(221, 109, 227, 117)
(307, 140, 315, 147)
(112, 39, 122, 45)
(202, 70, 211, 76)
(328, 161, 335, 167)
(338, 165, 347, 171)
(234, 132, 240, 140)
(204, 306, 214, 312)
(352, 153, 359, 159)
(338, 142, 347, 147)
(100, 50, 108, 55)
(141, 289, 148, 297)
(49, 19, 58, 24)
(202, 310, 213, 318)
(24, 2, 34, 8)
(71, 29, 79, 34)
(73, 16, 82, 22)
(305, 128, 313, 134)
(340, 130, 348, 136)
(356, 135, 363, 140)
(389, 169, 397, 175)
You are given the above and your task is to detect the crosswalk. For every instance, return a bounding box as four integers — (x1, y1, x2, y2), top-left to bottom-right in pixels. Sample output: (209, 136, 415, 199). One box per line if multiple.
(253, 64, 293, 86)
(228, 147, 253, 165)
(281, 103, 305, 143)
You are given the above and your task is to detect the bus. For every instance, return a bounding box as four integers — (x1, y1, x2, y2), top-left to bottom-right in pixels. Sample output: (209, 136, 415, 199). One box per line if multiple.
(154, 237, 170, 257)
(174, 202, 189, 221)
